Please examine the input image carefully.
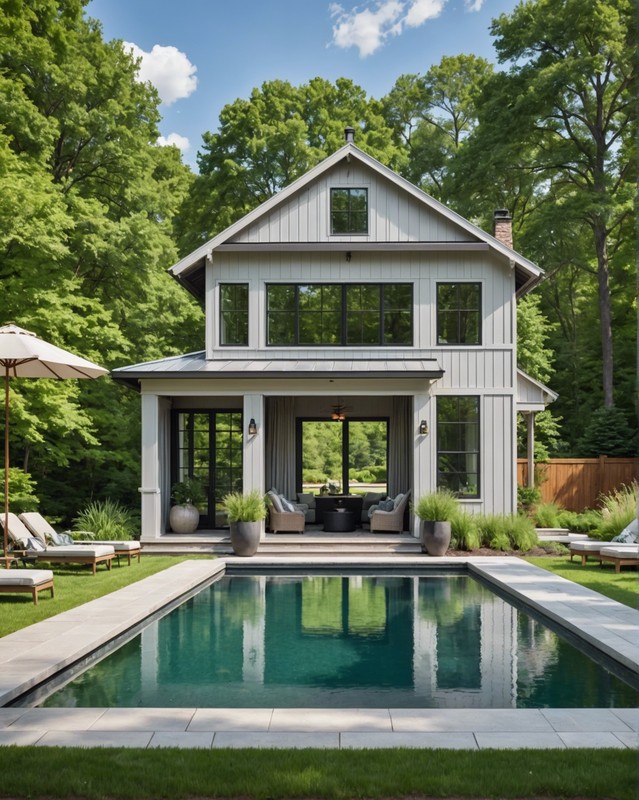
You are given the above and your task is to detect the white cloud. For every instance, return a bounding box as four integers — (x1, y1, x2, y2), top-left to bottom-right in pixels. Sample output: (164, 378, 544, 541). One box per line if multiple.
(124, 42, 197, 106)
(464, 0, 484, 10)
(404, 0, 446, 27)
(330, 0, 450, 57)
(156, 133, 190, 152)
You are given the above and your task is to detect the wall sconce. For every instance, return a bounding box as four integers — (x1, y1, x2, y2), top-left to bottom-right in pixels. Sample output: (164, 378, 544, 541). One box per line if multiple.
(345, 251, 352, 262)
(419, 420, 429, 435)
(248, 418, 258, 436)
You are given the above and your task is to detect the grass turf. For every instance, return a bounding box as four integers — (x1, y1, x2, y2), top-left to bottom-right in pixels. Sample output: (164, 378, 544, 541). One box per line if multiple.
(0, 746, 635, 799)
(0, 555, 199, 637)
(524, 556, 638, 608)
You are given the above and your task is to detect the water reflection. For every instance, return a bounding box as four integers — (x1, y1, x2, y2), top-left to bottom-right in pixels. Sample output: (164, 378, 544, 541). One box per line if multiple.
(42, 575, 636, 708)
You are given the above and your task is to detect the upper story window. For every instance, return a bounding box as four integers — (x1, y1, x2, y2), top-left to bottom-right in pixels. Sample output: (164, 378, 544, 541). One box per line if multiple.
(330, 188, 368, 234)
(267, 283, 413, 346)
(220, 284, 248, 346)
(437, 282, 481, 345)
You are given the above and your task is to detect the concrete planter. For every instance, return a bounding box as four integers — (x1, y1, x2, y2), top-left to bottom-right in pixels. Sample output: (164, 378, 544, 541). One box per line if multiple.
(421, 520, 452, 556)
(230, 520, 262, 556)
(169, 504, 200, 534)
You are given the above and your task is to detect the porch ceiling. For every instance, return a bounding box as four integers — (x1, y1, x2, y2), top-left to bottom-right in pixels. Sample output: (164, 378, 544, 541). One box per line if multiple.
(112, 353, 444, 389)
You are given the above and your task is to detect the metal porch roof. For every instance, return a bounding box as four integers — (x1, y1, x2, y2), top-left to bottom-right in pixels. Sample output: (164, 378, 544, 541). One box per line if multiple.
(111, 351, 444, 389)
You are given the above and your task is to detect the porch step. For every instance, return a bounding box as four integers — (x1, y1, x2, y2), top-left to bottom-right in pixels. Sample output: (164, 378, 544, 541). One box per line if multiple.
(140, 533, 422, 557)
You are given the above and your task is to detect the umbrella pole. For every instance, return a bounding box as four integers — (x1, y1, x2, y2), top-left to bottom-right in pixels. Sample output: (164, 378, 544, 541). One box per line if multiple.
(3, 369, 9, 564)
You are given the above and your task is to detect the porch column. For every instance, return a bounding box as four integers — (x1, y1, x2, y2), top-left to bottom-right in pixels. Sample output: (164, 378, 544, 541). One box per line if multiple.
(139, 393, 162, 542)
(526, 412, 535, 488)
(243, 395, 265, 535)
(413, 393, 433, 538)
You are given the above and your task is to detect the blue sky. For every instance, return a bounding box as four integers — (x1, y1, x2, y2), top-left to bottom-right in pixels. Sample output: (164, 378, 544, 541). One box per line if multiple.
(87, 0, 519, 169)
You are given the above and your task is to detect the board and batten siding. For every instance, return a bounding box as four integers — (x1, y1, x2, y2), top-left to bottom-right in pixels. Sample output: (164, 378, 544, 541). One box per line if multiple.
(229, 161, 473, 244)
(207, 251, 515, 355)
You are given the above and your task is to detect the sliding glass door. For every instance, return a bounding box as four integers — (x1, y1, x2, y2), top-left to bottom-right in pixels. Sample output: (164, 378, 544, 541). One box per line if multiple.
(297, 418, 388, 496)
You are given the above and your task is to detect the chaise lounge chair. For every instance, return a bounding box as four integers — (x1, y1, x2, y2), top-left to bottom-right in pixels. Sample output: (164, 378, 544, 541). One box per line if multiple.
(568, 540, 638, 566)
(0, 569, 54, 605)
(598, 545, 639, 573)
(19, 512, 141, 566)
(1, 513, 115, 575)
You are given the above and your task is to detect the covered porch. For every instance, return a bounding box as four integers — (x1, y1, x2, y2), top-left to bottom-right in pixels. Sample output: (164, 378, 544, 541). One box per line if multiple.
(112, 354, 444, 544)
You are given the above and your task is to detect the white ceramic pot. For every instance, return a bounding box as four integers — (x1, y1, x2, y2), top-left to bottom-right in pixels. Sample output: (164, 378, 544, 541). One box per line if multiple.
(169, 504, 200, 534)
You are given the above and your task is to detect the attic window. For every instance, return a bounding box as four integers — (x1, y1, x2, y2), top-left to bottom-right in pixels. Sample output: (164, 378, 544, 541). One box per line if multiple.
(330, 188, 368, 234)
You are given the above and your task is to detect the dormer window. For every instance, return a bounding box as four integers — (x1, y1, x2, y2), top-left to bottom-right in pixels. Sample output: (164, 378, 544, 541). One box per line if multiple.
(330, 188, 368, 234)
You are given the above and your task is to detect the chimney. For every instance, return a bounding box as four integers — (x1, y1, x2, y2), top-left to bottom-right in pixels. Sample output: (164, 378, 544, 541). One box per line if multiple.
(344, 126, 355, 144)
(493, 209, 513, 249)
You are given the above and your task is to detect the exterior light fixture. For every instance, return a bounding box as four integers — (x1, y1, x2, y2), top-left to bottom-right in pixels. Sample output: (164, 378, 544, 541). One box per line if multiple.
(248, 418, 258, 436)
(345, 251, 352, 262)
(419, 420, 429, 435)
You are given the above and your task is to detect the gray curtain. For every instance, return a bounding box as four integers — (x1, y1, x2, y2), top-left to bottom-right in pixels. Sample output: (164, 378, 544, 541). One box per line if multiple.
(265, 397, 296, 499)
(388, 396, 411, 497)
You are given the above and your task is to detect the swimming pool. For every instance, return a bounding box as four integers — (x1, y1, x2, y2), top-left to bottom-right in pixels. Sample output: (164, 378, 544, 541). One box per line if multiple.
(34, 572, 637, 709)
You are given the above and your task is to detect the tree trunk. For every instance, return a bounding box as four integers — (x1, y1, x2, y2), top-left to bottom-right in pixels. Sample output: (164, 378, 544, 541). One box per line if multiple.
(594, 222, 614, 407)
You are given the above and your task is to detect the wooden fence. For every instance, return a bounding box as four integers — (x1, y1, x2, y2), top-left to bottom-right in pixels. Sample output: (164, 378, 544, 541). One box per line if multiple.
(517, 457, 638, 511)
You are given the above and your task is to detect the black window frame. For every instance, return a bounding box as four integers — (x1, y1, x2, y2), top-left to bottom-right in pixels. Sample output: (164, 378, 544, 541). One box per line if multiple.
(330, 187, 369, 235)
(219, 283, 249, 346)
(266, 283, 413, 347)
(436, 282, 482, 346)
(436, 395, 480, 499)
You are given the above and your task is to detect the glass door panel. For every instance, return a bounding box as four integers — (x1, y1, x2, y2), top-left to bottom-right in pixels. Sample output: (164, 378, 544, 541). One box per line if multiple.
(347, 420, 388, 497)
(174, 411, 243, 529)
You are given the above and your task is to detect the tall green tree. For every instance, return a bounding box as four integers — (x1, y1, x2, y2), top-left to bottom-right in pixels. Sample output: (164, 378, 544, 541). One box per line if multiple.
(0, 0, 202, 519)
(478, 0, 636, 409)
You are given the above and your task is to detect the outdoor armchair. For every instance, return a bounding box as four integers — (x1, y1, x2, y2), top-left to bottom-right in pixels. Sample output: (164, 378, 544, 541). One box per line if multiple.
(369, 490, 411, 533)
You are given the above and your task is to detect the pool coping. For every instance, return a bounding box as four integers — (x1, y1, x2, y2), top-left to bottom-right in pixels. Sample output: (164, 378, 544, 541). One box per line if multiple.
(0, 556, 637, 750)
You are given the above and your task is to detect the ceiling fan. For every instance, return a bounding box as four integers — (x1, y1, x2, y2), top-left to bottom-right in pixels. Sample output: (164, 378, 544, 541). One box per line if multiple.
(330, 400, 350, 421)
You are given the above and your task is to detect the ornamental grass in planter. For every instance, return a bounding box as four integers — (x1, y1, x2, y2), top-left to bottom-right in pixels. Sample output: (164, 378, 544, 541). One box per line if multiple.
(414, 489, 458, 556)
(223, 490, 268, 556)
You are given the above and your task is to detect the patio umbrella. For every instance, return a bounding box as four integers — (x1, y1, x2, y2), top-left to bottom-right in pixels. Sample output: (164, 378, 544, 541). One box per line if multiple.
(0, 324, 108, 562)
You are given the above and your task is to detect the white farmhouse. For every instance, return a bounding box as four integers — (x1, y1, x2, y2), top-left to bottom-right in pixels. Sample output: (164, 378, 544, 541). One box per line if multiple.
(113, 130, 554, 543)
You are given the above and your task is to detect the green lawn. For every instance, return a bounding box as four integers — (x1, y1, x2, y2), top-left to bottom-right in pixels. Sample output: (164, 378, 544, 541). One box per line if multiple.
(0, 555, 198, 637)
(0, 746, 635, 800)
(525, 555, 638, 608)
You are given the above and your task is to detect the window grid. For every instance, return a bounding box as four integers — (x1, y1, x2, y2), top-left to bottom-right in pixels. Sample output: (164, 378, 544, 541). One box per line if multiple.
(220, 284, 249, 346)
(266, 283, 413, 346)
(437, 282, 481, 345)
(437, 396, 480, 498)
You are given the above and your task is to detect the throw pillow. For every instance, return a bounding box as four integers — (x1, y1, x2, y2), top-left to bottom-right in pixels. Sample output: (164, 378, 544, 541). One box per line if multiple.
(393, 493, 405, 510)
(48, 530, 63, 546)
(367, 504, 379, 519)
(379, 499, 395, 512)
(267, 490, 283, 512)
(27, 537, 46, 552)
(279, 494, 296, 513)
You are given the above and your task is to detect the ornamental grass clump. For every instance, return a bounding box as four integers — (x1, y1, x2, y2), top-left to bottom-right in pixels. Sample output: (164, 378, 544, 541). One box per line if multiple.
(596, 483, 637, 540)
(73, 498, 137, 540)
(414, 489, 458, 521)
(533, 502, 562, 528)
(450, 511, 480, 550)
(223, 490, 267, 523)
(507, 514, 538, 551)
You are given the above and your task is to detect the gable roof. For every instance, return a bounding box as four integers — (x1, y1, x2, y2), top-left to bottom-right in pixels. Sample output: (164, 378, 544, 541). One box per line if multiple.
(517, 369, 558, 412)
(171, 142, 543, 301)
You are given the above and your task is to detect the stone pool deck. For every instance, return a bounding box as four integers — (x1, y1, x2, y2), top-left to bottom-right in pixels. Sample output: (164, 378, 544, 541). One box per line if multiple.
(0, 556, 637, 750)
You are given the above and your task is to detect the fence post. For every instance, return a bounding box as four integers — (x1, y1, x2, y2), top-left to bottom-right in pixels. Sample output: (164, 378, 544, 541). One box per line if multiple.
(598, 455, 606, 498)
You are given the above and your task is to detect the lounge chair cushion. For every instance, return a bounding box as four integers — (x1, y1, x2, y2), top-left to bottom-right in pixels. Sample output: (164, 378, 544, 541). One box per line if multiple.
(30, 543, 115, 557)
(392, 493, 405, 510)
(0, 569, 53, 587)
(297, 493, 316, 509)
(599, 545, 639, 558)
(266, 490, 283, 512)
(76, 540, 139, 552)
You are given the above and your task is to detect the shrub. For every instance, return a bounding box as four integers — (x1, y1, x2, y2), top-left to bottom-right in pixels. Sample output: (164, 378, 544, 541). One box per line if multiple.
(596, 483, 637, 540)
(223, 491, 267, 523)
(517, 485, 541, 515)
(302, 470, 325, 484)
(450, 512, 480, 550)
(0, 468, 39, 513)
(534, 502, 562, 528)
(171, 477, 205, 508)
(369, 465, 387, 482)
(507, 515, 538, 551)
(73, 499, 137, 540)
(415, 489, 459, 521)
(577, 406, 637, 457)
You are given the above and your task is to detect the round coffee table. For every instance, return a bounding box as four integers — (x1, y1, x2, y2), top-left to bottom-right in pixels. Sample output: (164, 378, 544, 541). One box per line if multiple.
(323, 510, 356, 533)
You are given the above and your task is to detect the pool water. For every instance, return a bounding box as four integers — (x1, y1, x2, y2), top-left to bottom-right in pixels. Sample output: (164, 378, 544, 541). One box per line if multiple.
(40, 574, 636, 709)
